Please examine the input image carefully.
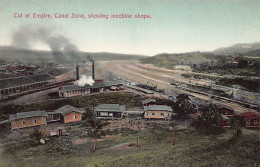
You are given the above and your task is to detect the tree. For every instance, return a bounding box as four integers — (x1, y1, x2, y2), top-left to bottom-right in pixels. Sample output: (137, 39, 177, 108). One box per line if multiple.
(175, 94, 191, 118)
(230, 116, 244, 137)
(198, 104, 224, 135)
(86, 119, 110, 151)
(29, 128, 46, 145)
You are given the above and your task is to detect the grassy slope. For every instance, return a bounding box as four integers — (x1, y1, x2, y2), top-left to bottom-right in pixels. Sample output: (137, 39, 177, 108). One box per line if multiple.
(140, 53, 214, 69)
(1, 127, 259, 167)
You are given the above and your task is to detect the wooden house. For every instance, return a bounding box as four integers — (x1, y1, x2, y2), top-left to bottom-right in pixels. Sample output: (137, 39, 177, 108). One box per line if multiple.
(9, 111, 47, 130)
(94, 104, 126, 119)
(47, 105, 84, 123)
(238, 112, 260, 128)
(144, 105, 173, 119)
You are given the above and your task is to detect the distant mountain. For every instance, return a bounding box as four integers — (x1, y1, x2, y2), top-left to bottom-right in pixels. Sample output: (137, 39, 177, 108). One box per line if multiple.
(213, 42, 260, 55)
(0, 46, 147, 64)
(86, 52, 148, 61)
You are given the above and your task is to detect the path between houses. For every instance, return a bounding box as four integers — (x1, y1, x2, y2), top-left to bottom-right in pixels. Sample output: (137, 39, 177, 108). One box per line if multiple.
(72, 134, 122, 145)
(101, 141, 137, 151)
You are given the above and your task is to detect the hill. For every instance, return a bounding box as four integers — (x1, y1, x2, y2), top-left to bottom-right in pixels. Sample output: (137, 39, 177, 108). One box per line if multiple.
(213, 42, 260, 55)
(241, 49, 260, 58)
(140, 52, 214, 69)
(86, 52, 147, 61)
(0, 46, 147, 64)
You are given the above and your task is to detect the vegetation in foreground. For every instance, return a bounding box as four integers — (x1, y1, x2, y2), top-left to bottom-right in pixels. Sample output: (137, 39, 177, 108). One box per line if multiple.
(1, 126, 259, 167)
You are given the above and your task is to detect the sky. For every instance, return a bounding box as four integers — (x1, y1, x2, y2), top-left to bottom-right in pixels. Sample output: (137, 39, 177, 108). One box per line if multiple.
(0, 0, 259, 56)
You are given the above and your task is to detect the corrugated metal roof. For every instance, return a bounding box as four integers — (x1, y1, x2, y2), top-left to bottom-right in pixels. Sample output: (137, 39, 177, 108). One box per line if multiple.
(28, 73, 54, 82)
(94, 104, 126, 113)
(9, 111, 47, 121)
(144, 105, 173, 112)
(62, 85, 85, 92)
(90, 82, 105, 88)
(103, 80, 123, 87)
(85, 80, 123, 89)
(0, 73, 54, 89)
(61, 80, 123, 92)
(53, 105, 84, 116)
(0, 76, 35, 89)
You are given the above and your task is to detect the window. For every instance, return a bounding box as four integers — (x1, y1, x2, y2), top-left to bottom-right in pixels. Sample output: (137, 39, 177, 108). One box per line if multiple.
(152, 113, 156, 116)
(246, 121, 250, 125)
(73, 115, 77, 119)
(100, 112, 109, 116)
(33, 119, 37, 124)
(160, 113, 165, 116)
(22, 120, 25, 125)
(254, 120, 257, 125)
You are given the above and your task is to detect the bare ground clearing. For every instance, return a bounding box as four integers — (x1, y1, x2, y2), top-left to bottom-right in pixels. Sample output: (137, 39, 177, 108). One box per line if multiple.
(101, 60, 257, 114)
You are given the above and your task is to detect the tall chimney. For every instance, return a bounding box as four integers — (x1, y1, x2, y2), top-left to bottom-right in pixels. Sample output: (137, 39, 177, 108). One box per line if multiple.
(92, 61, 95, 80)
(76, 65, 79, 80)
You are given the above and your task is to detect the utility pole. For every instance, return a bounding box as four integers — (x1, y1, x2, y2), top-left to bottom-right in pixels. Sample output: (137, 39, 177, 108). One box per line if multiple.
(172, 125, 175, 145)
(137, 121, 141, 148)
(92, 98, 96, 119)
(171, 122, 176, 146)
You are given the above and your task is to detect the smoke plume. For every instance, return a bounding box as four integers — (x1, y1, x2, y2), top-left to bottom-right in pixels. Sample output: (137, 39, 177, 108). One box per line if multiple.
(11, 25, 82, 63)
(75, 75, 95, 86)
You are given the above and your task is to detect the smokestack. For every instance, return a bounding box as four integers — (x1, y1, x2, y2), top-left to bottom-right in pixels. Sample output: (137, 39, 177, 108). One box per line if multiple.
(76, 65, 79, 80)
(92, 61, 95, 80)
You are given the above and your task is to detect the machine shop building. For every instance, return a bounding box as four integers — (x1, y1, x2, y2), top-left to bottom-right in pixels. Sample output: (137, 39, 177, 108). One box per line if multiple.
(58, 80, 124, 98)
(0, 73, 55, 97)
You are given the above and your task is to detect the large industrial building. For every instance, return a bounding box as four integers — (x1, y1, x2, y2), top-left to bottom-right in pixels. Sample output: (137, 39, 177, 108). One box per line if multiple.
(58, 80, 124, 98)
(0, 73, 55, 97)
(0, 70, 74, 99)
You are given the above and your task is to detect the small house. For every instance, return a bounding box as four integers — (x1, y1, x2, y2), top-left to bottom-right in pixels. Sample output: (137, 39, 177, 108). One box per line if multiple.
(47, 105, 84, 123)
(218, 107, 234, 117)
(144, 105, 173, 119)
(142, 99, 156, 106)
(9, 111, 47, 130)
(238, 112, 260, 128)
(94, 104, 126, 119)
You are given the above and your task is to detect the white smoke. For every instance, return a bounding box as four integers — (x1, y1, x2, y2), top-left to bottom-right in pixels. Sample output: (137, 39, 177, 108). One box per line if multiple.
(75, 75, 94, 86)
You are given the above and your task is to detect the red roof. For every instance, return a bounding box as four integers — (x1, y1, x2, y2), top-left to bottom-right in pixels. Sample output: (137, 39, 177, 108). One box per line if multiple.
(238, 112, 260, 121)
